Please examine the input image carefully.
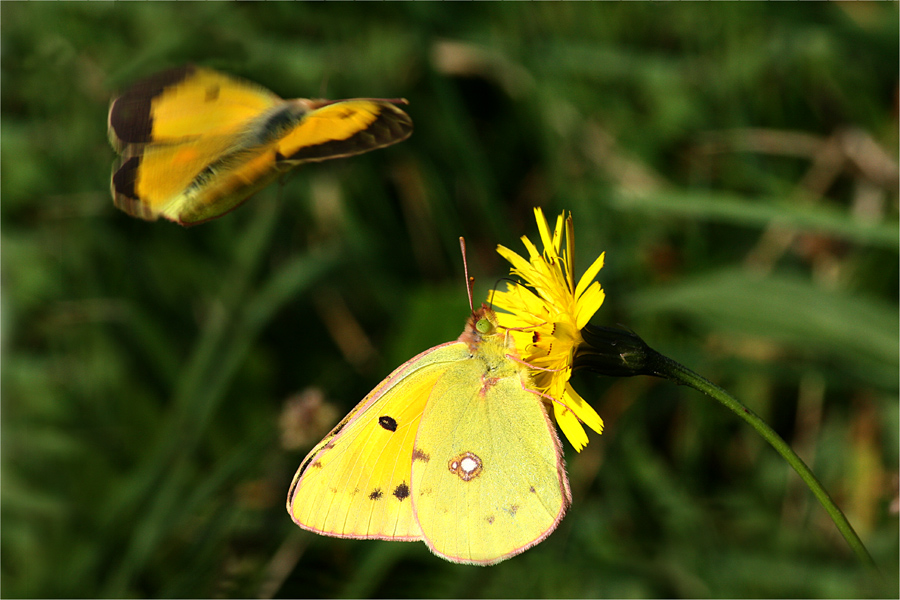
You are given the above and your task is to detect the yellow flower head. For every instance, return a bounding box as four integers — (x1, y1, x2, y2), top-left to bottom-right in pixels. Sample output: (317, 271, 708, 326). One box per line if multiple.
(488, 208, 606, 451)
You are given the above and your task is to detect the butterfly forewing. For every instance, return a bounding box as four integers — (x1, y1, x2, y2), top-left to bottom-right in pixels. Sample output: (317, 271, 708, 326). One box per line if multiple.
(410, 324, 571, 565)
(108, 66, 280, 149)
(288, 342, 470, 540)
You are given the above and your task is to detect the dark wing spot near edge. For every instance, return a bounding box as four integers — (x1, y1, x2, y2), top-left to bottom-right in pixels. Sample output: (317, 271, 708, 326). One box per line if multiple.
(378, 416, 397, 432)
(109, 65, 196, 146)
(111, 157, 156, 220)
(369, 488, 383, 500)
(529, 486, 536, 493)
(393, 483, 410, 501)
(412, 448, 430, 462)
(111, 156, 139, 201)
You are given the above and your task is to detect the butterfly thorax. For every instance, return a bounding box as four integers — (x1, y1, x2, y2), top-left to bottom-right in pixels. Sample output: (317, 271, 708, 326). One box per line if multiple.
(246, 101, 311, 147)
(179, 102, 312, 206)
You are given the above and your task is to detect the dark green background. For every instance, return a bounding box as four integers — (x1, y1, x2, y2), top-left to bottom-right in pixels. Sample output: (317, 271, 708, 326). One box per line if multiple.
(2, 3, 897, 598)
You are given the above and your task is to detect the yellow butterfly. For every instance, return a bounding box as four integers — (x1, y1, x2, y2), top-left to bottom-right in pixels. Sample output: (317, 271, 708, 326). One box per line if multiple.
(107, 65, 413, 226)
(287, 303, 571, 565)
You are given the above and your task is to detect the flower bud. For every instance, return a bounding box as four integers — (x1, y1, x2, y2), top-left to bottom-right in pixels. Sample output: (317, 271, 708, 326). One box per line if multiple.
(574, 324, 667, 378)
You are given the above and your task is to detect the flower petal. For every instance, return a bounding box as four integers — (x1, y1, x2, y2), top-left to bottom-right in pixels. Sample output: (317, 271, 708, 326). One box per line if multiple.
(492, 209, 606, 452)
(564, 383, 604, 435)
(553, 401, 589, 452)
(575, 283, 605, 330)
(575, 252, 605, 300)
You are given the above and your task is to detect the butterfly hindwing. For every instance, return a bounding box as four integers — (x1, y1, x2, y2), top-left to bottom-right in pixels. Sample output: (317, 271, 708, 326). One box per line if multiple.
(111, 134, 248, 222)
(411, 315, 571, 565)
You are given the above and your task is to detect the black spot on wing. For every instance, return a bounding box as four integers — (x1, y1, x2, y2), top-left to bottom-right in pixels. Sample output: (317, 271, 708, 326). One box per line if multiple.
(393, 483, 410, 501)
(204, 83, 220, 102)
(369, 488, 383, 500)
(378, 416, 397, 432)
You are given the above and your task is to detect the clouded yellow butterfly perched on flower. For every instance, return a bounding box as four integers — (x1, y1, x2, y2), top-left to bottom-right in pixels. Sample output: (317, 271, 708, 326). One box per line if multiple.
(286, 226, 607, 566)
(108, 65, 413, 226)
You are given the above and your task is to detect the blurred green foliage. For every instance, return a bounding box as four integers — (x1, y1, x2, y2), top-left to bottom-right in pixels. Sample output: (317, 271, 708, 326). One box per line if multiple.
(2, 3, 897, 598)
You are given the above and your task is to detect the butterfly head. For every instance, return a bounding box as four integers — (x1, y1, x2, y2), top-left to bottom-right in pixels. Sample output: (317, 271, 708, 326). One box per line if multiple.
(458, 304, 502, 351)
(475, 315, 494, 336)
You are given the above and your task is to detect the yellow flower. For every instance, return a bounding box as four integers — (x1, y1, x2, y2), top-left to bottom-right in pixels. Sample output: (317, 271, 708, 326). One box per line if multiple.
(488, 208, 606, 451)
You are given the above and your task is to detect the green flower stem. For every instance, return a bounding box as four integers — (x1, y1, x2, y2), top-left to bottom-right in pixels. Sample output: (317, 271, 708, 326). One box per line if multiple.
(647, 349, 878, 571)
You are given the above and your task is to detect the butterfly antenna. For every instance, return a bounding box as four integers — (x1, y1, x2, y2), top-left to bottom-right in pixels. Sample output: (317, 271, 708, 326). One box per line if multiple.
(489, 277, 519, 311)
(459, 237, 475, 313)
